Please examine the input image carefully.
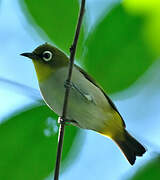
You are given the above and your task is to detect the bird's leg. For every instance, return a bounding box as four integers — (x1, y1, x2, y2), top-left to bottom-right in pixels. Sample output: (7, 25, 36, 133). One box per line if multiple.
(64, 81, 94, 103)
(58, 117, 78, 126)
(72, 82, 94, 103)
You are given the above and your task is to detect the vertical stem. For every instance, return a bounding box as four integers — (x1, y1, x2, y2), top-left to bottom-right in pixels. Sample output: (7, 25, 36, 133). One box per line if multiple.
(54, 1, 86, 180)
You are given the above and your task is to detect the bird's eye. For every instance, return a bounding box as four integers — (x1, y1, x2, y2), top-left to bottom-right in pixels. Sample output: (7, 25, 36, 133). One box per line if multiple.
(42, 51, 53, 61)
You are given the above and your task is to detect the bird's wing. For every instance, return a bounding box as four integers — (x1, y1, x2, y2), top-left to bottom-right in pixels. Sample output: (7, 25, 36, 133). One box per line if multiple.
(75, 64, 126, 127)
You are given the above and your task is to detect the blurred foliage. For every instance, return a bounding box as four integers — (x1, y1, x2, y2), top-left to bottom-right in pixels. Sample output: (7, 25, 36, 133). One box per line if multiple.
(0, 105, 81, 180)
(130, 156, 160, 180)
(19, 1, 159, 94)
(1, 0, 160, 179)
(19, 0, 85, 59)
(83, 4, 157, 94)
(124, 0, 160, 55)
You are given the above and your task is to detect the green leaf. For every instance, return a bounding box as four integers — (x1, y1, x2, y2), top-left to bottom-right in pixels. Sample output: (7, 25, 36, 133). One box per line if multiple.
(130, 156, 160, 180)
(83, 4, 157, 94)
(123, 0, 160, 55)
(0, 105, 81, 180)
(19, 0, 84, 58)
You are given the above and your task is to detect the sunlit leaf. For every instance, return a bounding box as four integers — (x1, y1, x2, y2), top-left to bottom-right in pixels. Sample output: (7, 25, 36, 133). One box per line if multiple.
(19, 0, 84, 58)
(123, 0, 160, 55)
(83, 4, 157, 94)
(130, 156, 160, 180)
(123, 0, 160, 14)
(0, 105, 81, 180)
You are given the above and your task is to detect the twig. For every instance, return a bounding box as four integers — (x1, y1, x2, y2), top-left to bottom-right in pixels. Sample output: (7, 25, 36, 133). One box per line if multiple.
(54, 0, 86, 180)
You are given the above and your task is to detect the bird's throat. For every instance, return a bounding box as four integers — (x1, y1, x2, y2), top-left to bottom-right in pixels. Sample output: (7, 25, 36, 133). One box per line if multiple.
(32, 60, 54, 82)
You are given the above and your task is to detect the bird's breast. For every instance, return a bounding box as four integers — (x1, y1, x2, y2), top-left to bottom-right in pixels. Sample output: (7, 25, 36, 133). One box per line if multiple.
(39, 67, 113, 130)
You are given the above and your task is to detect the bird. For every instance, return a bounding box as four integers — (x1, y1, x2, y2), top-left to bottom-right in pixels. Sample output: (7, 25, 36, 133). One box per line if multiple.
(21, 43, 146, 165)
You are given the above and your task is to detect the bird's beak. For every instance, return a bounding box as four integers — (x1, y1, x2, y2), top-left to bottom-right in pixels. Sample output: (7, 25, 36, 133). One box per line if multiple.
(20, 52, 38, 60)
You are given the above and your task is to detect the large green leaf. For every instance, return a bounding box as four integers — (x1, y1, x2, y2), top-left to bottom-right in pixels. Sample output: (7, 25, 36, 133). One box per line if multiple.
(83, 4, 157, 94)
(123, 0, 160, 55)
(19, 0, 84, 58)
(0, 105, 81, 180)
(130, 156, 160, 180)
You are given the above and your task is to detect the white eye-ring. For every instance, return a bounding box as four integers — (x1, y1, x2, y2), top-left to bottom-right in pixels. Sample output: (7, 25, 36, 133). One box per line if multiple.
(42, 51, 53, 61)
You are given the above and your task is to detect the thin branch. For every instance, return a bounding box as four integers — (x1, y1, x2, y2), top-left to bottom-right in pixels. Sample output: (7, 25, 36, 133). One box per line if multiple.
(54, 0, 86, 180)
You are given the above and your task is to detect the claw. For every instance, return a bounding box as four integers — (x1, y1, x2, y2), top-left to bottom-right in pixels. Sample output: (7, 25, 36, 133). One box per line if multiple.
(64, 80, 72, 89)
(58, 117, 65, 124)
(58, 117, 78, 126)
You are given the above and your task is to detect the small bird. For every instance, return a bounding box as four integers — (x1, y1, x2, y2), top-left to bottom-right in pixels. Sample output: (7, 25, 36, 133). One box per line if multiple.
(21, 43, 146, 165)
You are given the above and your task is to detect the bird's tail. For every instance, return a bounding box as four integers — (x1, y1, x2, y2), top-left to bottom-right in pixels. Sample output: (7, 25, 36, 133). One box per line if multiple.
(113, 129, 146, 165)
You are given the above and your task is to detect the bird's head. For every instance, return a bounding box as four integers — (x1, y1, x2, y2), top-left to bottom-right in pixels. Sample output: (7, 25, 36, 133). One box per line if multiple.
(21, 43, 68, 82)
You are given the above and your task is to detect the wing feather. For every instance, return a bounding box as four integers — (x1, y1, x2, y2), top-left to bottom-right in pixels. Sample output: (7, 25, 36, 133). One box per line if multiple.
(75, 65, 126, 127)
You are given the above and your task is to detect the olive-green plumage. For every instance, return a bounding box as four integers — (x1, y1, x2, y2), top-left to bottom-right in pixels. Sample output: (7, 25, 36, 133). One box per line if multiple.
(21, 43, 146, 165)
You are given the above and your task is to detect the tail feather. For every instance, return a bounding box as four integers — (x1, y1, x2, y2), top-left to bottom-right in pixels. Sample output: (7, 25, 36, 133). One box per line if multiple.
(114, 130, 146, 165)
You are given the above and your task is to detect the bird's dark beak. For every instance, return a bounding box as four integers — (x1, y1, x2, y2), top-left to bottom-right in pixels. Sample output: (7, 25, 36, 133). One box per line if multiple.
(20, 52, 38, 60)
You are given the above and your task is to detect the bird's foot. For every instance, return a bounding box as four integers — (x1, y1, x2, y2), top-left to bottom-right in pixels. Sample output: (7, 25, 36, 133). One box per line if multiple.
(64, 80, 73, 89)
(58, 117, 77, 125)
